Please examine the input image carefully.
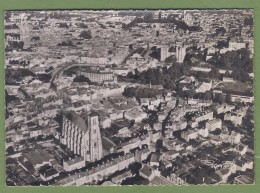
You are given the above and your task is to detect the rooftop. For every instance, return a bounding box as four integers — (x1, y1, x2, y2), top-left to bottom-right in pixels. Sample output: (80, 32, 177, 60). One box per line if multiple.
(23, 149, 53, 166)
(65, 112, 88, 132)
(150, 175, 174, 185)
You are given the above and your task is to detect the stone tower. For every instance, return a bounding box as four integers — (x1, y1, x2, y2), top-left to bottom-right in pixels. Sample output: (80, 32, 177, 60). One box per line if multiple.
(62, 111, 103, 163)
(161, 45, 169, 62)
(20, 13, 30, 48)
(176, 46, 187, 63)
(88, 112, 103, 162)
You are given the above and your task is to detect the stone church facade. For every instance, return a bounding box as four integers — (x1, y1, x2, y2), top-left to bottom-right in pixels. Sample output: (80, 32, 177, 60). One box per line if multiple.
(62, 111, 103, 162)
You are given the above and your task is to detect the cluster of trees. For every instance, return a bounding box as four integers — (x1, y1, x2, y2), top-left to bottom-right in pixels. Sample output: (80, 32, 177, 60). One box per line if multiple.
(231, 68, 251, 83)
(126, 64, 190, 90)
(213, 93, 232, 104)
(207, 48, 253, 82)
(96, 21, 106, 29)
(31, 36, 40, 41)
(44, 66, 54, 73)
(211, 128, 222, 135)
(149, 48, 161, 61)
(73, 75, 92, 84)
(193, 67, 250, 84)
(155, 139, 163, 152)
(179, 89, 232, 104)
(121, 175, 149, 185)
(63, 66, 79, 76)
(244, 16, 253, 26)
(37, 73, 52, 83)
(5, 12, 12, 21)
(57, 40, 74, 47)
(79, 30, 92, 39)
(215, 27, 227, 36)
(123, 86, 165, 98)
(209, 67, 220, 79)
(129, 162, 142, 176)
(75, 22, 88, 28)
(241, 108, 254, 149)
(6, 69, 36, 84)
(208, 48, 252, 72)
(121, 161, 149, 185)
(6, 146, 15, 155)
(215, 39, 230, 49)
(179, 90, 213, 100)
(58, 22, 70, 28)
(187, 165, 215, 184)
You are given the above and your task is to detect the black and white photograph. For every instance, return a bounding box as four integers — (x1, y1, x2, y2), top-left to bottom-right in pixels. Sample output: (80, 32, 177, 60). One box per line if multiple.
(5, 9, 254, 186)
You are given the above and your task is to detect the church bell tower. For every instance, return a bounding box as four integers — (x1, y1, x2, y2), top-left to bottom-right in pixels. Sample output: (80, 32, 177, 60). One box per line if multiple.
(88, 112, 103, 162)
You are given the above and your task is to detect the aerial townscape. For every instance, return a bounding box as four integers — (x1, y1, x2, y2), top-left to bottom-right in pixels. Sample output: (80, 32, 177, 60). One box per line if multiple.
(5, 10, 254, 186)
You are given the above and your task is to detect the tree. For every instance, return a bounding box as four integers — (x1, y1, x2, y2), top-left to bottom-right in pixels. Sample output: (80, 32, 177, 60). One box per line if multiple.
(129, 162, 142, 176)
(185, 90, 195, 99)
(155, 139, 163, 152)
(79, 30, 92, 39)
(215, 40, 228, 49)
(215, 27, 226, 36)
(5, 12, 12, 21)
(211, 128, 222, 135)
(73, 75, 91, 83)
(209, 67, 220, 79)
(214, 93, 225, 104)
(77, 22, 88, 28)
(224, 70, 231, 77)
(203, 91, 212, 100)
(127, 71, 134, 78)
(111, 63, 117, 68)
(244, 17, 253, 26)
(226, 93, 232, 103)
(231, 68, 250, 82)
(57, 40, 74, 47)
(58, 23, 69, 28)
(121, 176, 149, 185)
(6, 146, 14, 155)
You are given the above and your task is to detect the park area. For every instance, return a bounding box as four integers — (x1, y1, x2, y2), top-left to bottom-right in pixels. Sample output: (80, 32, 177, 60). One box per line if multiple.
(216, 81, 253, 96)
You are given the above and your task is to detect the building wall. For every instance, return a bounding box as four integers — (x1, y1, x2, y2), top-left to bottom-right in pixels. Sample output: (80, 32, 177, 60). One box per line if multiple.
(62, 113, 103, 162)
(88, 115, 103, 162)
(55, 152, 145, 185)
(78, 71, 116, 83)
(161, 46, 169, 61)
(176, 46, 187, 63)
(63, 159, 86, 172)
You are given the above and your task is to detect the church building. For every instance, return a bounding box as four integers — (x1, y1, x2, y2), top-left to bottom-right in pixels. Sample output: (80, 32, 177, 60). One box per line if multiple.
(61, 111, 103, 162)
